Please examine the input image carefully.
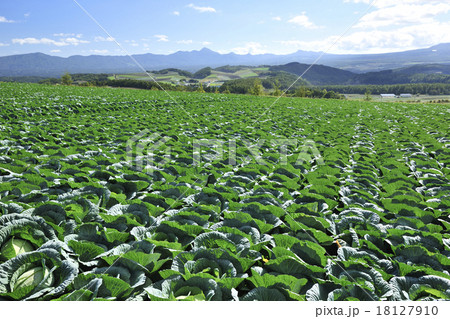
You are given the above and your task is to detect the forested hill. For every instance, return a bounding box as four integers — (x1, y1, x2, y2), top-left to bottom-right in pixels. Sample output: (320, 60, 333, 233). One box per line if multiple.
(269, 63, 355, 85)
(273, 62, 450, 85)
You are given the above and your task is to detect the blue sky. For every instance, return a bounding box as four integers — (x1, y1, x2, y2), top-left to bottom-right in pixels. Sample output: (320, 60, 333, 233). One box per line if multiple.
(1, 0, 450, 57)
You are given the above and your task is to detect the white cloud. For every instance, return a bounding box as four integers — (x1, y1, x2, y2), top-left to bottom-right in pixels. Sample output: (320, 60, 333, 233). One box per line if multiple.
(279, 20, 450, 54)
(0, 42, 10, 47)
(90, 49, 109, 54)
(272, 16, 282, 21)
(12, 37, 89, 46)
(64, 37, 88, 45)
(187, 4, 216, 13)
(345, 0, 450, 8)
(177, 40, 194, 44)
(24, 13, 31, 18)
(50, 49, 61, 53)
(288, 13, 322, 29)
(0, 16, 15, 23)
(154, 34, 169, 42)
(279, 40, 305, 47)
(94, 36, 115, 42)
(356, 3, 450, 28)
(230, 42, 267, 55)
(172, 39, 211, 46)
(13, 38, 63, 46)
(124, 40, 139, 46)
(173, 11, 180, 16)
(332, 0, 450, 53)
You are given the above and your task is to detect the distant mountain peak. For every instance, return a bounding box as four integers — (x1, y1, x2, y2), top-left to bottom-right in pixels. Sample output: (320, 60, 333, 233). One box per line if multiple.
(199, 47, 214, 53)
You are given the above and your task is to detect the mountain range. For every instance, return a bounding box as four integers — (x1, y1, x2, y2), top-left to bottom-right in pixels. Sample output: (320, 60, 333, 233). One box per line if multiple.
(1, 43, 450, 78)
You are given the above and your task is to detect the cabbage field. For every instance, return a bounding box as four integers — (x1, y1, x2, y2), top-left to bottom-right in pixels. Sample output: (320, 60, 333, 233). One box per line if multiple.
(0, 82, 449, 301)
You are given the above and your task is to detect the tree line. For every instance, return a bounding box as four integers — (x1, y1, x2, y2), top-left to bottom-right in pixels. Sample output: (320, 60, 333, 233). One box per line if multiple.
(36, 73, 450, 97)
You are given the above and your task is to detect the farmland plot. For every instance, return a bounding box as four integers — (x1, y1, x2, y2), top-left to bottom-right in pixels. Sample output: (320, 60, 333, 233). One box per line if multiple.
(0, 82, 449, 301)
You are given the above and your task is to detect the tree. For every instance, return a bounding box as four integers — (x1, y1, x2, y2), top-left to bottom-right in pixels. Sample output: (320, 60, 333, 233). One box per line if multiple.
(364, 89, 372, 101)
(196, 83, 205, 93)
(295, 86, 308, 97)
(273, 86, 282, 96)
(250, 79, 264, 96)
(61, 72, 72, 85)
(272, 80, 282, 96)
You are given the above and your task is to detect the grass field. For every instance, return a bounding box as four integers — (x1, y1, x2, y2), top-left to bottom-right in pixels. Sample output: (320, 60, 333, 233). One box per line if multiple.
(234, 70, 259, 78)
(114, 66, 267, 86)
(0, 82, 449, 301)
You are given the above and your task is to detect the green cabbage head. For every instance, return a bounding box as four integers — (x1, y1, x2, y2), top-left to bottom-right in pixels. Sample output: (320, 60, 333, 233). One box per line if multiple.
(0, 238, 35, 261)
(14, 266, 54, 291)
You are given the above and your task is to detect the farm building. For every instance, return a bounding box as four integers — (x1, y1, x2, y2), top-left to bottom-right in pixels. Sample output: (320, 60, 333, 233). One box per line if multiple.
(399, 93, 412, 98)
(380, 94, 396, 98)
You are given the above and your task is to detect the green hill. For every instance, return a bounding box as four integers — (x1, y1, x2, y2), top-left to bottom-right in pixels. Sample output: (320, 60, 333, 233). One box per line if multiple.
(350, 64, 450, 85)
(269, 62, 355, 85)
